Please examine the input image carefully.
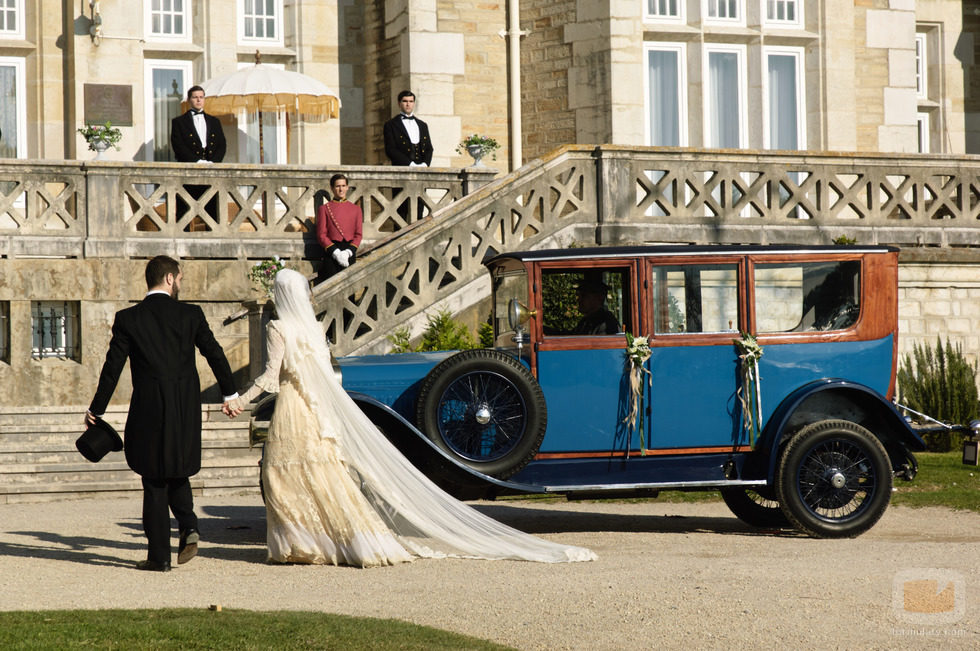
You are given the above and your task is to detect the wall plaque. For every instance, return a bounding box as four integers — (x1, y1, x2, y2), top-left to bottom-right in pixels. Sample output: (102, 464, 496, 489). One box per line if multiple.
(83, 84, 133, 126)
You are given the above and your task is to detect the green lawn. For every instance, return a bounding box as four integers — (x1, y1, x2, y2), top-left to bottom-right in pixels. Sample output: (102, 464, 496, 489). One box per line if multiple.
(891, 451, 980, 512)
(0, 609, 515, 651)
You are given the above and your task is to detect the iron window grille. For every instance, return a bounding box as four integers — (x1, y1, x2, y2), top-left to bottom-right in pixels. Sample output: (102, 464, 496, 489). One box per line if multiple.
(31, 301, 80, 361)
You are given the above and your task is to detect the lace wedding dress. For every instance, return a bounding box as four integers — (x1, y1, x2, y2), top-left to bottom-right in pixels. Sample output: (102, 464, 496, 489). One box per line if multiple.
(231, 270, 596, 567)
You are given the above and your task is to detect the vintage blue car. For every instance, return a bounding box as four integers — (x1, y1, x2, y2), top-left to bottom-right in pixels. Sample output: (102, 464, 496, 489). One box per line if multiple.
(254, 244, 933, 538)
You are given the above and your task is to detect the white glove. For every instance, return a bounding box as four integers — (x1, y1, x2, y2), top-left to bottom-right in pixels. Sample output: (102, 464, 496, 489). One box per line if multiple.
(341, 249, 354, 265)
(331, 248, 347, 267)
(196, 159, 214, 164)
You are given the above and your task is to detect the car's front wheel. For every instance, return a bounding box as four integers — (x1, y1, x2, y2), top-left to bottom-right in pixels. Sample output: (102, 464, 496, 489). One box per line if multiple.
(415, 349, 546, 479)
(776, 419, 892, 538)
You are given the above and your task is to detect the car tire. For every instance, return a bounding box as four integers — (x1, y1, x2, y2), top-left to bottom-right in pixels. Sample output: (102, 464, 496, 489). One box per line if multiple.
(776, 419, 892, 538)
(415, 349, 547, 479)
(720, 487, 790, 529)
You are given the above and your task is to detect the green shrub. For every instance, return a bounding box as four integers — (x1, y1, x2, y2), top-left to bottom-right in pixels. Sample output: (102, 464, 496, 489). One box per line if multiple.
(897, 337, 979, 451)
(478, 320, 494, 348)
(386, 308, 478, 353)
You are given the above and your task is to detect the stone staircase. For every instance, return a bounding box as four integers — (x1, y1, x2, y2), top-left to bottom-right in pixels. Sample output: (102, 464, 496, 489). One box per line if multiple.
(0, 406, 260, 504)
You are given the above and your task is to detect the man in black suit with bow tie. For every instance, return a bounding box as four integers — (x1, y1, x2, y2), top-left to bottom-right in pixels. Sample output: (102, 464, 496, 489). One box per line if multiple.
(86, 256, 239, 572)
(171, 86, 226, 221)
(383, 90, 433, 221)
(383, 90, 433, 167)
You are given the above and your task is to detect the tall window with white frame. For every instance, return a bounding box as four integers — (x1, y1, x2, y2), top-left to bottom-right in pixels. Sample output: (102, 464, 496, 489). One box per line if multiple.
(705, 46, 745, 148)
(241, 0, 282, 44)
(645, 43, 687, 147)
(915, 31, 934, 153)
(765, 49, 805, 151)
(147, 0, 190, 40)
(31, 301, 81, 361)
(0, 56, 25, 158)
(144, 61, 192, 161)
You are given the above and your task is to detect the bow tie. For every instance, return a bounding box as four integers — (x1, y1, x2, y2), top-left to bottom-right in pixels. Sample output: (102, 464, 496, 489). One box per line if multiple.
(401, 115, 415, 121)
(191, 109, 203, 116)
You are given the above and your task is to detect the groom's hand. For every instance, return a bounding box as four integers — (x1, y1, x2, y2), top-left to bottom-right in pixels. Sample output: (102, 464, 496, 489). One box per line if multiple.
(221, 402, 243, 418)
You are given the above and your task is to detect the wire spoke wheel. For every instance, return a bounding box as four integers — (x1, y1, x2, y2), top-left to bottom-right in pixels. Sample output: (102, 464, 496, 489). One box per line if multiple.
(437, 370, 527, 462)
(777, 419, 892, 538)
(417, 350, 547, 479)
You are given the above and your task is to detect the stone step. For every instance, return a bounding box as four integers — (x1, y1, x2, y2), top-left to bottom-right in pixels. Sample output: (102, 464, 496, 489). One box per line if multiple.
(0, 438, 256, 455)
(0, 407, 259, 503)
(0, 462, 259, 487)
(0, 427, 251, 447)
(0, 447, 262, 482)
(0, 480, 261, 505)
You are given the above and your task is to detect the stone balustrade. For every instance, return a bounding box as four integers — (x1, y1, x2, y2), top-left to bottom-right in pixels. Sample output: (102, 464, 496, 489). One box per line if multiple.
(0, 159, 497, 260)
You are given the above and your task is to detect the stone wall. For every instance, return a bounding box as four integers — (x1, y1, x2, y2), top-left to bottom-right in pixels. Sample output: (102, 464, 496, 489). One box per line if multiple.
(520, 0, 576, 161)
(898, 256, 980, 370)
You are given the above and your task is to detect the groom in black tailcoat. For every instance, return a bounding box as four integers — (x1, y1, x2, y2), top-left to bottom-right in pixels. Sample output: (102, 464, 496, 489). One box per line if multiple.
(86, 256, 238, 572)
(171, 85, 226, 221)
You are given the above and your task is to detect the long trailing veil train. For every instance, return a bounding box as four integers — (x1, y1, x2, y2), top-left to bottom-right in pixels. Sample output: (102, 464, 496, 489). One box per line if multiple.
(270, 268, 595, 563)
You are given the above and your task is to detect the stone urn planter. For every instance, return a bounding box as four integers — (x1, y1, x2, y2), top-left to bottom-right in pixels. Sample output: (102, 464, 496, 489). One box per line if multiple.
(466, 144, 485, 167)
(456, 134, 499, 168)
(90, 138, 111, 160)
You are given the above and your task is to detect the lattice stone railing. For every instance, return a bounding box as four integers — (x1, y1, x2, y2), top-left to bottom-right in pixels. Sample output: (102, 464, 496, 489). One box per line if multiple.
(316, 146, 980, 355)
(597, 147, 980, 247)
(0, 160, 494, 259)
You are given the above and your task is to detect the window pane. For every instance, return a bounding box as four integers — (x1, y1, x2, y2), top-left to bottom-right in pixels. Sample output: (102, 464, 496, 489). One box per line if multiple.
(652, 265, 738, 334)
(0, 64, 17, 158)
(648, 49, 681, 146)
(755, 261, 860, 332)
(768, 54, 799, 150)
(708, 51, 740, 148)
(648, 0, 679, 17)
(151, 68, 185, 161)
(542, 269, 630, 336)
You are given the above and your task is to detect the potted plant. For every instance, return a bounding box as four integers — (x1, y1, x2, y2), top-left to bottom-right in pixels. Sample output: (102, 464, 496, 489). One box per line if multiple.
(455, 133, 500, 166)
(77, 121, 123, 159)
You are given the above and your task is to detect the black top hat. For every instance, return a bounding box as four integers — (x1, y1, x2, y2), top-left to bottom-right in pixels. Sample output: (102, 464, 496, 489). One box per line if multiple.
(76, 419, 123, 463)
(576, 271, 610, 294)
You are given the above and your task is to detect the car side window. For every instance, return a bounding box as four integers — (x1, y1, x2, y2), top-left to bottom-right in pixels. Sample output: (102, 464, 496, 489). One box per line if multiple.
(651, 264, 739, 334)
(541, 268, 630, 336)
(755, 261, 861, 332)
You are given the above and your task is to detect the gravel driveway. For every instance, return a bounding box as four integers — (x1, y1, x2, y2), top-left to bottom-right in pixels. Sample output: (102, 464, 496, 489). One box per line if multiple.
(1, 494, 978, 649)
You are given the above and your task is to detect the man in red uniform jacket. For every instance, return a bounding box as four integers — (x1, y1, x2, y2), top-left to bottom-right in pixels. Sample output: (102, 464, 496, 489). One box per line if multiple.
(315, 173, 364, 282)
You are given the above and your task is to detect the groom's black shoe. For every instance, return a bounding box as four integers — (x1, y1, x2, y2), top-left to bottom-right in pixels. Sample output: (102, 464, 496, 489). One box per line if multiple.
(136, 559, 171, 572)
(178, 528, 199, 565)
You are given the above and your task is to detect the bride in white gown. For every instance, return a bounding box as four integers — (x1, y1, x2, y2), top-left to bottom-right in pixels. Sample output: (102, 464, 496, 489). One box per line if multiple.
(227, 269, 596, 567)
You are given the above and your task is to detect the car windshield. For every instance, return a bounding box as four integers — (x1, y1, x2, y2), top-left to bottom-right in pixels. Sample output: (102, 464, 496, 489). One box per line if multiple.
(493, 268, 529, 347)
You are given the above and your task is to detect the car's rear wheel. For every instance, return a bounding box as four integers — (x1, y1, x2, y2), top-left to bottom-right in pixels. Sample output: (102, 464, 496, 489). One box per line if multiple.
(415, 349, 546, 479)
(720, 486, 789, 528)
(776, 419, 892, 538)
